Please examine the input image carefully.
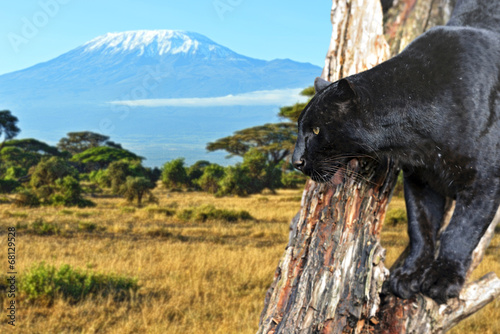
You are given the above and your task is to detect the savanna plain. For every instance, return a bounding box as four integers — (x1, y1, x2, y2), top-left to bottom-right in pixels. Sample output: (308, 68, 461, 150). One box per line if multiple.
(0, 186, 498, 333)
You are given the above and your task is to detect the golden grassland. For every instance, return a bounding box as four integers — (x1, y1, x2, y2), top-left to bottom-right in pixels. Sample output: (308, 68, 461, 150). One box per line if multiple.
(0, 188, 498, 333)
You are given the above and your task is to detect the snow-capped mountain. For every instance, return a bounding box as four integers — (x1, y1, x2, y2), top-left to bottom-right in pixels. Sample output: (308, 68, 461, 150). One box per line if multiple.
(82, 30, 241, 59)
(0, 30, 321, 166)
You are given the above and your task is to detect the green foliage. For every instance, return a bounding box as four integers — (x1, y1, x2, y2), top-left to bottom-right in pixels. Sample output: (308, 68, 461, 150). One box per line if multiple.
(121, 176, 155, 206)
(162, 158, 189, 189)
(229, 149, 283, 194)
(0, 138, 63, 179)
(0, 146, 39, 171)
(20, 262, 139, 303)
(89, 169, 109, 188)
(386, 208, 407, 226)
(29, 219, 60, 236)
(206, 123, 297, 167)
(78, 222, 100, 232)
(4, 166, 27, 180)
(28, 157, 94, 207)
(217, 165, 252, 197)
(187, 160, 211, 187)
(197, 164, 225, 193)
(281, 171, 307, 189)
(51, 176, 95, 208)
(177, 204, 253, 223)
(144, 206, 176, 217)
(106, 160, 131, 193)
(13, 189, 40, 207)
(278, 102, 309, 123)
(71, 146, 143, 171)
(0, 179, 20, 194)
(30, 157, 79, 190)
(57, 131, 111, 155)
(278, 86, 314, 122)
(4, 138, 62, 156)
(0, 110, 20, 144)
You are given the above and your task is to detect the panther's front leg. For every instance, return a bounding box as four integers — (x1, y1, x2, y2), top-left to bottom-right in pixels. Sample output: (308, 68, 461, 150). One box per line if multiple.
(389, 172, 446, 299)
(421, 184, 500, 303)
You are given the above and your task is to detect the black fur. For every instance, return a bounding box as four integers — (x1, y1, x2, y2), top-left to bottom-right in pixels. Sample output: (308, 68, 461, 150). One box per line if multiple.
(292, 0, 500, 304)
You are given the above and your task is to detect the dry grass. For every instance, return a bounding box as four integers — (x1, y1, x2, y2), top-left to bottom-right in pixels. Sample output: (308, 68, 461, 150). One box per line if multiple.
(0, 188, 497, 333)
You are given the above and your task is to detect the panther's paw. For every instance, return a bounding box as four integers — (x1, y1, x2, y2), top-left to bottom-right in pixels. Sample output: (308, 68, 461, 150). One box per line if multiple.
(389, 264, 428, 300)
(420, 259, 465, 304)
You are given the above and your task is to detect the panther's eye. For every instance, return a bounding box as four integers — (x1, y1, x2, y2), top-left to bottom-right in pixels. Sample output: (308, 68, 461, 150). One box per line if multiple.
(313, 127, 320, 135)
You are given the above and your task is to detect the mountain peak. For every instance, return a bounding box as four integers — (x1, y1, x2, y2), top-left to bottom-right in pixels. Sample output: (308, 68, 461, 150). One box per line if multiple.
(81, 30, 239, 58)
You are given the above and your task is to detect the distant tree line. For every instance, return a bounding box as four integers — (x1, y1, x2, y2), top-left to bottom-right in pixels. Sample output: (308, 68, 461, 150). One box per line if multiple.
(0, 89, 313, 206)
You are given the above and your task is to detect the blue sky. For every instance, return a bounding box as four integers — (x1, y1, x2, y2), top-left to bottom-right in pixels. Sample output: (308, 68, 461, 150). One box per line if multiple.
(0, 0, 333, 75)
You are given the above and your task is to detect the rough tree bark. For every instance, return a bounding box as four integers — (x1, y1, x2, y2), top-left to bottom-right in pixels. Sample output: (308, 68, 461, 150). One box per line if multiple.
(257, 1, 500, 333)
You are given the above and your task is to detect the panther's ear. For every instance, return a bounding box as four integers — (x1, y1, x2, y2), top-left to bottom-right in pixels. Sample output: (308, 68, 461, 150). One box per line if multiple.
(337, 78, 357, 101)
(314, 77, 332, 93)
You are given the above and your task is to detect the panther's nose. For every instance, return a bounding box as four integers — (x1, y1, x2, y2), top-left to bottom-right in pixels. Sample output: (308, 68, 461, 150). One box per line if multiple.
(293, 160, 305, 171)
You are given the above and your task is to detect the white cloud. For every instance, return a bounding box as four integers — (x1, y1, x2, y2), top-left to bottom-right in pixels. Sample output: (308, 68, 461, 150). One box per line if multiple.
(109, 88, 308, 107)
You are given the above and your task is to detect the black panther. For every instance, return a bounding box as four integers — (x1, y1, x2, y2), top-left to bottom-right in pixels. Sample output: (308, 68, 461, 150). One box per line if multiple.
(292, 0, 500, 304)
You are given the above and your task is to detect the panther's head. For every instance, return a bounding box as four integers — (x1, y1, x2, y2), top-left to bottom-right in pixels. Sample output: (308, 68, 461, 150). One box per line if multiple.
(292, 77, 370, 184)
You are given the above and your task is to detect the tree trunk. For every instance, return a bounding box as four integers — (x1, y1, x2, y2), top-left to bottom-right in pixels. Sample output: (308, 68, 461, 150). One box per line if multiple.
(257, 1, 500, 333)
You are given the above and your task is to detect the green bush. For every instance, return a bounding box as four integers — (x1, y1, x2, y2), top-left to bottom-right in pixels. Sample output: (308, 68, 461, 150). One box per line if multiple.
(13, 188, 40, 207)
(121, 176, 155, 206)
(20, 262, 139, 303)
(197, 164, 225, 193)
(177, 204, 253, 223)
(281, 171, 307, 189)
(29, 157, 78, 190)
(52, 176, 95, 208)
(386, 208, 407, 226)
(187, 160, 211, 187)
(161, 158, 188, 189)
(4, 166, 28, 180)
(30, 219, 60, 236)
(217, 165, 252, 197)
(144, 206, 176, 217)
(0, 179, 20, 194)
(78, 222, 100, 232)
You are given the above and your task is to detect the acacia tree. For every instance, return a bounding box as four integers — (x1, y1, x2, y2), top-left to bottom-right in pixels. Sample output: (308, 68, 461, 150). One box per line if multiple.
(258, 1, 500, 333)
(206, 122, 297, 168)
(122, 176, 155, 207)
(57, 131, 121, 155)
(0, 110, 20, 150)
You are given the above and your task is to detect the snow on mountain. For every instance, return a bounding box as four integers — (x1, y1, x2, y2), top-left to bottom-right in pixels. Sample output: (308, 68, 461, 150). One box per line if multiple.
(0, 30, 322, 166)
(81, 30, 241, 59)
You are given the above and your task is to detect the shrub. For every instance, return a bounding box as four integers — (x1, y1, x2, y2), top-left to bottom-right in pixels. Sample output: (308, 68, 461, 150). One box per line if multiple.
(30, 219, 60, 236)
(4, 166, 27, 180)
(144, 206, 176, 217)
(177, 204, 253, 223)
(29, 157, 78, 190)
(50, 176, 95, 208)
(161, 158, 188, 189)
(13, 188, 40, 207)
(121, 176, 155, 206)
(217, 165, 252, 196)
(106, 160, 131, 193)
(281, 171, 307, 189)
(89, 169, 109, 188)
(187, 160, 211, 187)
(197, 164, 225, 193)
(20, 262, 139, 303)
(0, 179, 20, 194)
(78, 222, 100, 232)
(386, 208, 407, 226)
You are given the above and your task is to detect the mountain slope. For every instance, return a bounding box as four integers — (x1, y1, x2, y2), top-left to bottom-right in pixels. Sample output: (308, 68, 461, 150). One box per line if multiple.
(0, 30, 320, 100)
(0, 30, 321, 166)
